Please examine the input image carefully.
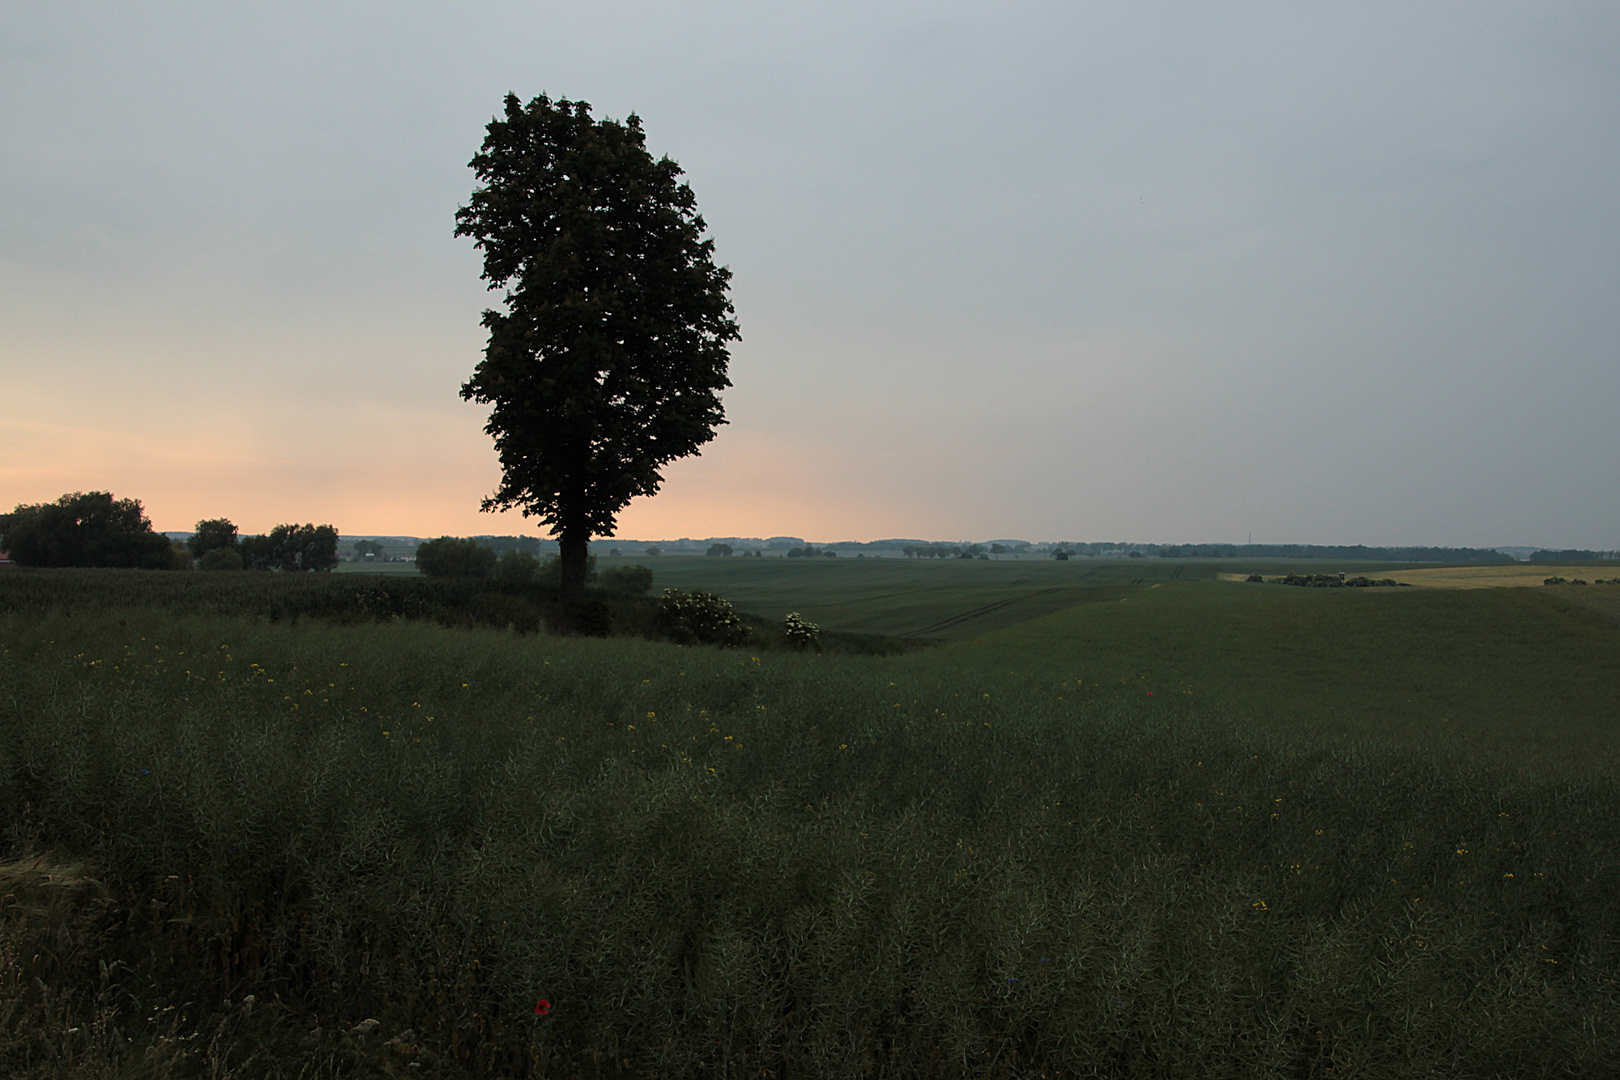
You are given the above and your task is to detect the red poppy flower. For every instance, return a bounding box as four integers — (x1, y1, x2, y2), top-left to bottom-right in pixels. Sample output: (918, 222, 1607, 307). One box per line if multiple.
(534, 999, 551, 1016)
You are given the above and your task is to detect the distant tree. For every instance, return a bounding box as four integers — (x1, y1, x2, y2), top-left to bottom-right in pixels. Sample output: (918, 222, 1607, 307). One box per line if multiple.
(240, 524, 340, 572)
(706, 543, 733, 557)
(238, 534, 273, 571)
(456, 93, 739, 611)
(287, 524, 339, 572)
(352, 538, 387, 559)
(188, 518, 239, 558)
(645, 546, 662, 557)
(1053, 550, 1070, 561)
(823, 549, 837, 558)
(990, 544, 1006, 559)
(609, 548, 622, 557)
(415, 537, 498, 578)
(2, 491, 175, 569)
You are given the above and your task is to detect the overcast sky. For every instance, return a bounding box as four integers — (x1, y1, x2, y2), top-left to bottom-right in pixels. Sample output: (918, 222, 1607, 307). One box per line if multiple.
(3, 2, 1617, 547)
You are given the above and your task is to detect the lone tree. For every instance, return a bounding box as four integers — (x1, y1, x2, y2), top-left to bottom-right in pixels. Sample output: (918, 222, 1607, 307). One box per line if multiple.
(456, 93, 739, 609)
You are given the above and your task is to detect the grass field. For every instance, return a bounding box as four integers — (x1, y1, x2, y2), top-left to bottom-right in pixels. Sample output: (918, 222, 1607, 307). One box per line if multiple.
(602, 556, 1467, 639)
(2, 564, 1618, 1078)
(955, 579, 1620, 774)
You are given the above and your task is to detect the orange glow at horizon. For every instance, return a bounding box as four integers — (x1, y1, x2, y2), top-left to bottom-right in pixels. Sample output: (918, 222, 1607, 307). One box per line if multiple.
(2, 398, 940, 542)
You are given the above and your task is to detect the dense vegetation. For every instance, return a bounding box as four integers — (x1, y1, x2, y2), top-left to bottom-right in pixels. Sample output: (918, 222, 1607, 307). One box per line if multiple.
(2, 569, 1618, 1078)
(1, 492, 184, 570)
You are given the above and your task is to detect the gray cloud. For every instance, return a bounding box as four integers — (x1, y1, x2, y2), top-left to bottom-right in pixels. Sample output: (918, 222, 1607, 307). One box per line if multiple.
(2, 2, 1616, 546)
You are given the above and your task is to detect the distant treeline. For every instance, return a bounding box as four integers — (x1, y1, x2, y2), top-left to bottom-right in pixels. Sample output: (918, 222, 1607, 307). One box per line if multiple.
(1145, 544, 1514, 563)
(208, 530, 1620, 566)
(1525, 548, 1620, 563)
(462, 535, 559, 555)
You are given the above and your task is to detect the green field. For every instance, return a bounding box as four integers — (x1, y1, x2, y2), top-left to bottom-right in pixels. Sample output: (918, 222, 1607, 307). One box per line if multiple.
(2, 564, 1617, 1078)
(599, 555, 1467, 639)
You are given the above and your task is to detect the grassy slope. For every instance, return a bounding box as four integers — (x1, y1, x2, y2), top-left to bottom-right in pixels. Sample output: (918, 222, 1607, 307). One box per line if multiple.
(623, 556, 1460, 639)
(4, 608, 1618, 1078)
(942, 580, 1620, 774)
(4, 570, 1619, 1076)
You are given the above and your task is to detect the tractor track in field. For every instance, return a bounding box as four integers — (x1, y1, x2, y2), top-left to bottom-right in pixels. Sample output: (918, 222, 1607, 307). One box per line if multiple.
(905, 587, 1068, 637)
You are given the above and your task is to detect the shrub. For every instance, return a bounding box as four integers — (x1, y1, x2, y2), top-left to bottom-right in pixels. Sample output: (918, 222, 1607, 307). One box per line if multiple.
(198, 546, 244, 571)
(1245, 574, 1264, 583)
(492, 549, 540, 583)
(415, 537, 498, 578)
(784, 611, 821, 650)
(655, 588, 750, 647)
(572, 597, 613, 637)
(600, 564, 653, 595)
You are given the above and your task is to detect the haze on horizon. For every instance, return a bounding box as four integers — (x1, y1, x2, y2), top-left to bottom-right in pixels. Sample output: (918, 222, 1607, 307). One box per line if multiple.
(2, 3, 1617, 550)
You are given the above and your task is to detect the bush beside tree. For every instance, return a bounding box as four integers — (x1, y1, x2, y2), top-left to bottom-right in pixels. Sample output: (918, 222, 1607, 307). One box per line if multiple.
(492, 549, 541, 583)
(655, 588, 750, 647)
(415, 537, 499, 578)
(600, 564, 654, 595)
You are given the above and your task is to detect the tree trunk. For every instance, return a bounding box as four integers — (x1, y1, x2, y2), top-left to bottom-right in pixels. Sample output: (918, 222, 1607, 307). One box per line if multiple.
(558, 526, 589, 613)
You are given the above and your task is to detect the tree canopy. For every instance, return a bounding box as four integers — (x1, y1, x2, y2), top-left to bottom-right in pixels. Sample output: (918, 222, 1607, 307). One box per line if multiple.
(455, 92, 739, 607)
(188, 518, 239, 558)
(2, 491, 178, 569)
(239, 524, 340, 572)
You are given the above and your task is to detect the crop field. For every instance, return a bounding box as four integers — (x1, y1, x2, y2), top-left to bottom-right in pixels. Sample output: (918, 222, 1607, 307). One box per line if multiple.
(335, 560, 421, 576)
(601, 556, 1458, 640)
(2, 564, 1618, 1078)
(1370, 564, 1620, 589)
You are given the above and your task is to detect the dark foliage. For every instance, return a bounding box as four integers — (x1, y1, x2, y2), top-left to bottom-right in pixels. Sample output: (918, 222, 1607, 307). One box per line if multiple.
(186, 517, 239, 558)
(654, 588, 751, 646)
(239, 523, 340, 572)
(198, 546, 244, 571)
(1530, 549, 1618, 563)
(456, 93, 739, 604)
(599, 564, 654, 595)
(1279, 573, 1410, 588)
(415, 536, 499, 578)
(1, 491, 177, 569)
(492, 548, 542, 583)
